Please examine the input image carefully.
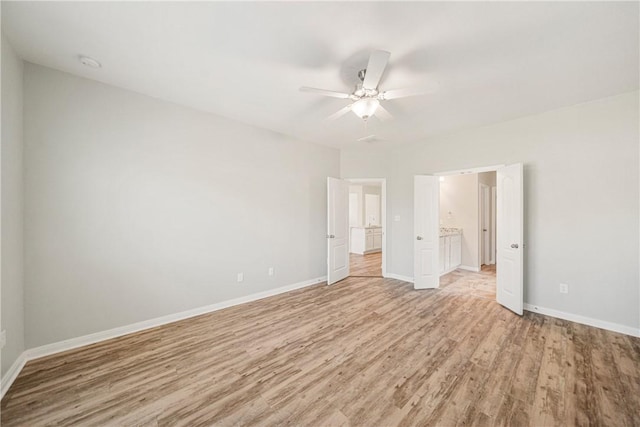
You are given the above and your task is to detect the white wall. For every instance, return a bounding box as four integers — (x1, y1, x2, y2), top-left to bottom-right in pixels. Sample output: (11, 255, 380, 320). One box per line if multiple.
(348, 185, 363, 227)
(478, 171, 496, 188)
(1, 35, 25, 376)
(348, 184, 381, 226)
(362, 185, 381, 226)
(342, 91, 639, 330)
(23, 63, 340, 348)
(439, 174, 479, 269)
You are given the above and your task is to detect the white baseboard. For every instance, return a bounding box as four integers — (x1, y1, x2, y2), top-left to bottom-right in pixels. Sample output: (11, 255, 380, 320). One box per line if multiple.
(458, 265, 481, 272)
(5, 277, 636, 400)
(385, 273, 414, 283)
(1, 352, 27, 400)
(1, 276, 327, 400)
(524, 303, 640, 338)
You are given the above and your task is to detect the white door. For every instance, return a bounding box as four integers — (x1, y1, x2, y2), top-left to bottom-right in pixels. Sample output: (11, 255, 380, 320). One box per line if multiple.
(414, 175, 440, 289)
(496, 163, 524, 314)
(439, 237, 445, 274)
(450, 234, 462, 268)
(327, 177, 349, 285)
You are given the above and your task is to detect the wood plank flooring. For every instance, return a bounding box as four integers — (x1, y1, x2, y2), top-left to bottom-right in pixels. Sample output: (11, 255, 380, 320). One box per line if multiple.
(349, 252, 382, 277)
(2, 269, 639, 426)
(440, 264, 497, 300)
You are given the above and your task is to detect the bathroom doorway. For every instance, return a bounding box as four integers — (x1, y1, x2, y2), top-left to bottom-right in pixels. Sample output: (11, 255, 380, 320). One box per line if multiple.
(414, 163, 523, 314)
(438, 171, 497, 299)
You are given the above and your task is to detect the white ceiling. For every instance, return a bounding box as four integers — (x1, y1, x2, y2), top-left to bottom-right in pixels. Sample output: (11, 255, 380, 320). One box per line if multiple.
(3, 2, 638, 148)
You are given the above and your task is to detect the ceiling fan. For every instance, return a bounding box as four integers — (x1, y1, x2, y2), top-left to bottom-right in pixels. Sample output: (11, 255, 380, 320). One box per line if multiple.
(300, 50, 438, 121)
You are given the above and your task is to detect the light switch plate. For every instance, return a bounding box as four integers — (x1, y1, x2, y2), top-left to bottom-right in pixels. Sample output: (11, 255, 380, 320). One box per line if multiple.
(237, 273, 244, 282)
(394, 215, 401, 222)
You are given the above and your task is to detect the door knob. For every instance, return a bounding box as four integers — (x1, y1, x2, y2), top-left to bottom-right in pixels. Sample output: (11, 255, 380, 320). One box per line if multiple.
(510, 243, 519, 249)
(416, 236, 423, 240)
(327, 234, 335, 239)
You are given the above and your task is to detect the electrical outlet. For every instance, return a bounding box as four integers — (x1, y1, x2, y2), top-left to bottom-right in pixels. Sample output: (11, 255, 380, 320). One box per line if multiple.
(268, 267, 274, 276)
(0, 330, 6, 349)
(237, 273, 244, 283)
(559, 283, 569, 294)
(394, 215, 401, 222)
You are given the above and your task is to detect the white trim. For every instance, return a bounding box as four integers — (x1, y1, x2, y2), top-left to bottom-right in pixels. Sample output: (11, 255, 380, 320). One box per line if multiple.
(1, 276, 326, 399)
(479, 183, 490, 266)
(1, 352, 28, 399)
(440, 266, 458, 276)
(524, 304, 640, 338)
(458, 265, 481, 272)
(434, 164, 506, 176)
(385, 273, 414, 283)
(490, 186, 497, 265)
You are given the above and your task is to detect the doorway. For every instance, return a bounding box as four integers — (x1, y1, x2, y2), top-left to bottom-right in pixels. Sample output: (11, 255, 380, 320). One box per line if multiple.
(326, 177, 386, 284)
(348, 180, 384, 277)
(414, 164, 523, 315)
(439, 172, 497, 299)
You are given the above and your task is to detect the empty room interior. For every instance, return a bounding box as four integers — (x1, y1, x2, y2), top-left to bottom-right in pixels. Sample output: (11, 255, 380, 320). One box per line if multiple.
(1, 2, 639, 426)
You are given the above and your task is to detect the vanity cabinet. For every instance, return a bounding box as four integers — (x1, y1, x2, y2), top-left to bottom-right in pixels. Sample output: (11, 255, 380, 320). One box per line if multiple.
(439, 232, 462, 275)
(351, 226, 382, 254)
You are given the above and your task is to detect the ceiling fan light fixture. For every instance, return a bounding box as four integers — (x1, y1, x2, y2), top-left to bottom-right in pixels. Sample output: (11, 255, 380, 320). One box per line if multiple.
(352, 98, 380, 120)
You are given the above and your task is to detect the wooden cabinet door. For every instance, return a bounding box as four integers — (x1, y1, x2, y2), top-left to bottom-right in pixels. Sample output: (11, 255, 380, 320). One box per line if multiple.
(366, 234, 374, 250)
(439, 237, 445, 274)
(443, 236, 451, 272)
(373, 233, 382, 249)
(450, 235, 462, 268)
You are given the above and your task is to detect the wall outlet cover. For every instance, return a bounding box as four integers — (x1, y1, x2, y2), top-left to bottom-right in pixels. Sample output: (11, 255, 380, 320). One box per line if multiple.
(559, 283, 569, 294)
(0, 330, 6, 349)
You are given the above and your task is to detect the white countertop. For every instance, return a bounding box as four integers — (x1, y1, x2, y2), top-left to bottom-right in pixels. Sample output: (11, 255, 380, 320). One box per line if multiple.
(440, 227, 462, 237)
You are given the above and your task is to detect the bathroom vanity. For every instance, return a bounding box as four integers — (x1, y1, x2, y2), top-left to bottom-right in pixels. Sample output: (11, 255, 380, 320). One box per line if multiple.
(350, 226, 382, 254)
(440, 227, 462, 275)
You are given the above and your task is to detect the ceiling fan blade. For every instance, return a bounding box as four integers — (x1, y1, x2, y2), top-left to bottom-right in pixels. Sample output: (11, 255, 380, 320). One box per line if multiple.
(326, 105, 352, 121)
(362, 50, 390, 90)
(300, 86, 352, 99)
(357, 135, 378, 143)
(379, 82, 440, 100)
(375, 105, 393, 121)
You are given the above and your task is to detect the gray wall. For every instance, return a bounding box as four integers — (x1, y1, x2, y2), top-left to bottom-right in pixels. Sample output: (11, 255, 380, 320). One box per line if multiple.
(23, 64, 340, 348)
(1, 35, 25, 375)
(342, 91, 639, 330)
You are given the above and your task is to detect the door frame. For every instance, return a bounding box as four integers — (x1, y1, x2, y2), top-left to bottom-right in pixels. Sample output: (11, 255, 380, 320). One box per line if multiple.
(491, 186, 497, 265)
(435, 165, 505, 273)
(480, 183, 491, 266)
(346, 178, 387, 278)
(433, 164, 523, 310)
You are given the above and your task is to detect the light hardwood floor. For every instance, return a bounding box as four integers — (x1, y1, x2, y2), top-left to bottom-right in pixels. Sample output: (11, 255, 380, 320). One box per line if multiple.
(440, 264, 497, 300)
(349, 252, 382, 277)
(2, 269, 639, 426)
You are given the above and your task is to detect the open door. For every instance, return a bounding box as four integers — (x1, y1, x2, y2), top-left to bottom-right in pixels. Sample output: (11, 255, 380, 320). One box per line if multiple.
(414, 175, 440, 289)
(327, 177, 349, 285)
(496, 163, 524, 314)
